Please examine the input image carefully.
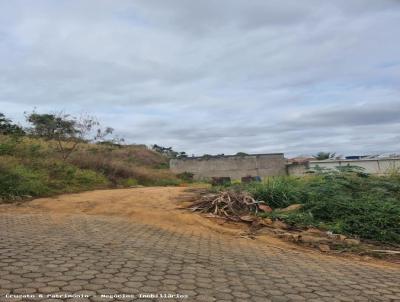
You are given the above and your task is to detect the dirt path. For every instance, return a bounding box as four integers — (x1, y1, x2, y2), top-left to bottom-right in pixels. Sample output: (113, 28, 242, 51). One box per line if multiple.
(1, 187, 400, 302)
(0, 187, 396, 265)
(0, 187, 247, 236)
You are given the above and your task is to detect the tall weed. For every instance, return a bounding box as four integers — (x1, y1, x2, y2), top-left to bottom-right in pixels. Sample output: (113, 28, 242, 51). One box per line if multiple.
(242, 172, 400, 243)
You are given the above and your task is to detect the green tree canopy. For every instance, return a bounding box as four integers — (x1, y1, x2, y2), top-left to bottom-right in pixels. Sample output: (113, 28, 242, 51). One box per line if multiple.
(313, 152, 336, 160)
(0, 113, 25, 136)
(26, 113, 77, 139)
(26, 111, 115, 160)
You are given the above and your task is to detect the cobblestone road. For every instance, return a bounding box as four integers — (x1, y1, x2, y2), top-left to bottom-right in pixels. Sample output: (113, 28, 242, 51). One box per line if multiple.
(0, 213, 399, 302)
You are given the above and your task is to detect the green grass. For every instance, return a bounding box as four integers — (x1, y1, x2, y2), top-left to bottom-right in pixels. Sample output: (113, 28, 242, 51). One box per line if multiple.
(227, 172, 400, 244)
(0, 156, 108, 201)
(0, 135, 181, 202)
(245, 177, 305, 208)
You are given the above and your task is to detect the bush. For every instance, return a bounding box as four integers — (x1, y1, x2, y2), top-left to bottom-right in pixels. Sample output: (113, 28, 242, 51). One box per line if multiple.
(0, 153, 107, 201)
(0, 161, 50, 199)
(150, 178, 182, 186)
(243, 172, 400, 243)
(245, 177, 305, 208)
(120, 178, 138, 187)
(0, 136, 18, 156)
(176, 172, 194, 182)
(300, 173, 400, 243)
(46, 161, 108, 192)
(68, 149, 179, 186)
(0, 133, 181, 202)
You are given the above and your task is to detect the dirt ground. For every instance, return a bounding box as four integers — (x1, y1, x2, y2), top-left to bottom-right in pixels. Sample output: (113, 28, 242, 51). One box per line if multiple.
(0, 187, 245, 235)
(0, 186, 397, 268)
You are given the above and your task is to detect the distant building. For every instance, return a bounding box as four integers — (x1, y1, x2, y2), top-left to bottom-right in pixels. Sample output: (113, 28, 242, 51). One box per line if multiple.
(309, 157, 400, 175)
(286, 156, 400, 176)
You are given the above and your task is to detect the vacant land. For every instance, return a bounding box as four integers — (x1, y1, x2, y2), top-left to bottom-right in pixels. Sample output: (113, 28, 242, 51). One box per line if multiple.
(0, 187, 221, 235)
(0, 135, 180, 202)
(210, 172, 400, 245)
(0, 187, 399, 301)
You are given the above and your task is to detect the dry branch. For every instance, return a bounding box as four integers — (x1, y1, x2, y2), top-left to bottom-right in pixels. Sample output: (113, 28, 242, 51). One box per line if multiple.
(187, 190, 270, 221)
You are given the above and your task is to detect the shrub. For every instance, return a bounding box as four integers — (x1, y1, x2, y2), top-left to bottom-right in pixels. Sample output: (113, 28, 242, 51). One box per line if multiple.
(299, 173, 400, 243)
(0, 161, 50, 199)
(246, 177, 305, 208)
(150, 178, 182, 186)
(46, 161, 108, 192)
(244, 172, 400, 243)
(0, 136, 18, 155)
(0, 153, 107, 201)
(120, 178, 138, 187)
(176, 172, 194, 182)
(0, 135, 181, 202)
(68, 149, 179, 186)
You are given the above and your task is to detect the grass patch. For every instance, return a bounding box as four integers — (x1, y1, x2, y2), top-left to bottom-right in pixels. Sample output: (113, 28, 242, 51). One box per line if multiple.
(0, 158, 107, 200)
(228, 172, 400, 244)
(0, 135, 181, 201)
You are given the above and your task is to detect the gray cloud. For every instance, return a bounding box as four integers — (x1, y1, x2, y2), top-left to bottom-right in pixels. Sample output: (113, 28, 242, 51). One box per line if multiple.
(281, 101, 400, 128)
(0, 0, 399, 156)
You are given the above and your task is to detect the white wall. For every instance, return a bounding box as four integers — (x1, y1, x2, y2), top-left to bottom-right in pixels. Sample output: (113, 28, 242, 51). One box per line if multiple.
(309, 158, 400, 175)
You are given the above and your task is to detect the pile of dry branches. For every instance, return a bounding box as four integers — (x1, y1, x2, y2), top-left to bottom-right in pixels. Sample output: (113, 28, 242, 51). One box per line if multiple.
(187, 190, 271, 221)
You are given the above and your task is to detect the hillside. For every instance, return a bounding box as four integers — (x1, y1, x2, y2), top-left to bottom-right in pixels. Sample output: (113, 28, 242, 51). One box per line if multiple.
(0, 135, 180, 202)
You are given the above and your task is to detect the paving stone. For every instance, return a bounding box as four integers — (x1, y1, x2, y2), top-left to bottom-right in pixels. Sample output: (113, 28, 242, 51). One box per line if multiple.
(37, 286, 60, 293)
(0, 213, 399, 302)
(13, 287, 36, 294)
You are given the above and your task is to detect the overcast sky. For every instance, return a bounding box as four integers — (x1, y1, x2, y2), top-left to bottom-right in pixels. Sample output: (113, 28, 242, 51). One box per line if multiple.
(1, 0, 399, 156)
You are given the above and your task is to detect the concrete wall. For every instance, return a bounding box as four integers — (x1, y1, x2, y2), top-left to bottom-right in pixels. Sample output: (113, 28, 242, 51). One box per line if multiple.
(287, 163, 309, 176)
(170, 153, 286, 180)
(309, 158, 400, 175)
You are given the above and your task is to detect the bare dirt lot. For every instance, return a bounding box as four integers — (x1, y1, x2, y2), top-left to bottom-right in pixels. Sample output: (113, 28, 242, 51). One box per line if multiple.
(1, 187, 400, 301)
(0, 187, 245, 236)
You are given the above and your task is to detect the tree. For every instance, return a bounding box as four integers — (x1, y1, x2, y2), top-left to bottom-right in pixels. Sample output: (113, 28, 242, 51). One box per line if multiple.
(152, 145, 187, 158)
(313, 152, 336, 160)
(152, 144, 176, 157)
(26, 111, 114, 160)
(95, 127, 125, 146)
(177, 151, 188, 158)
(27, 112, 77, 139)
(0, 113, 25, 136)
